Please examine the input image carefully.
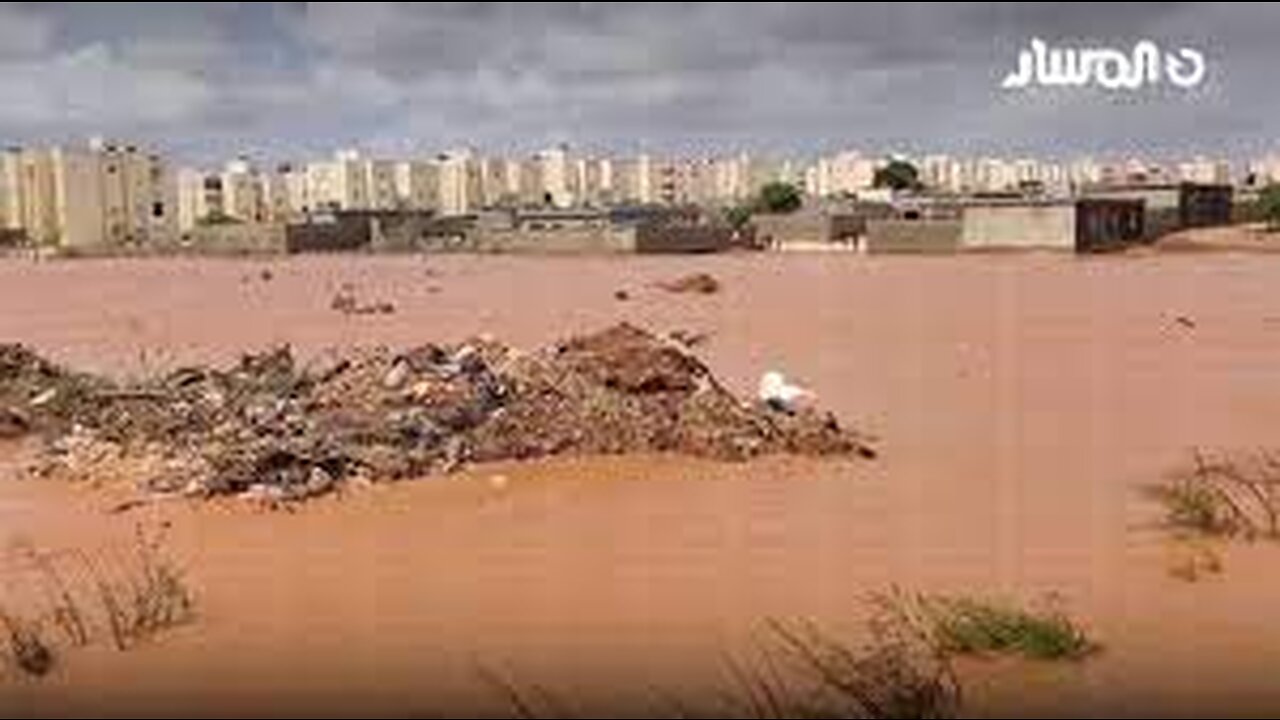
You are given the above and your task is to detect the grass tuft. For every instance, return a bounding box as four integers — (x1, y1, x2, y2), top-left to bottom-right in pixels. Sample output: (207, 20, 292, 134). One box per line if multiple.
(0, 606, 55, 678)
(874, 589, 1098, 662)
(1147, 448, 1280, 540)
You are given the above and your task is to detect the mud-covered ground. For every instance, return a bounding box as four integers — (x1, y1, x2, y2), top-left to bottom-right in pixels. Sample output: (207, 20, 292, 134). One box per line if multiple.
(4, 251, 1280, 717)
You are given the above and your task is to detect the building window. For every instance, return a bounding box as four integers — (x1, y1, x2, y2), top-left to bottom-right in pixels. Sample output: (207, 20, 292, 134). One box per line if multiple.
(153, 202, 165, 218)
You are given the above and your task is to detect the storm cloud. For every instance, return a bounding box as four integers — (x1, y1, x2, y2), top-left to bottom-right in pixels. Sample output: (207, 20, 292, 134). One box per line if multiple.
(0, 2, 1274, 162)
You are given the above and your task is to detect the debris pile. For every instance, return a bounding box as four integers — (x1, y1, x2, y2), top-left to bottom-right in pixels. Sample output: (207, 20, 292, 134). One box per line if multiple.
(657, 272, 721, 295)
(2, 324, 873, 502)
(331, 283, 396, 316)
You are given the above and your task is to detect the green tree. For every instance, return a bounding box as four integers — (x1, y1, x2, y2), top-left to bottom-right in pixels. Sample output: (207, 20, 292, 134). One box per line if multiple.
(756, 181, 803, 214)
(724, 204, 754, 230)
(873, 160, 922, 192)
(1259, 184, 1280, 231)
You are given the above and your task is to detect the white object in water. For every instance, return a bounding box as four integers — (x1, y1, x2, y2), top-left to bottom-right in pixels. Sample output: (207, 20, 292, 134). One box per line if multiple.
(757, 371, 814, 411)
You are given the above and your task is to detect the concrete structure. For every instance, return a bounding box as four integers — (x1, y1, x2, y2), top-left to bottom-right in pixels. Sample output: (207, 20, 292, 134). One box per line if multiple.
(0, 150, 20, 232)
(535, 145, 575, 208)
(1178, 157, 1232, 186)
(864, 219, 963, 254)
(259, 164, 308, 224)
(479, 157, 520, 208)
(755, 207, 891, 249)
(811, 151, 879, 197)
(183, 222, 286, 255)
(1084, 183, 1234, 239)
(961, 199, 1144, 253)
(220, 159, 263, 223)
(306, 150, 369, 212)
(1, 141, 176, 250)
(177, 169, 221, 233)
(437, 150, 482, 215)
(393, 160, 440, 212)
(307, 205, 740, 256)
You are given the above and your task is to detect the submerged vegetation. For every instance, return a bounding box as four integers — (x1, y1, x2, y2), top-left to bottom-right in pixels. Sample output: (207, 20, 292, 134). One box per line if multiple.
(0, 525, 195, 680)
(482, 590, 1098, 718)
(1148, 448, 1280, 540)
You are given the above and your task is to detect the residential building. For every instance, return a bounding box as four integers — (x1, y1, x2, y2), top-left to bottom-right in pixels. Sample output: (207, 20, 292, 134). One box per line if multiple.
(260, 164, 308, 223)
(306, 149, 369, 211)
(2, 140, 175, 249)
(1177, 157, 1232, 185)
(221, 158, 263, 223)
(437, 150, 482, 215)
(177, 168, 221, 233)
(535, 144, 575, 208)
(393, 160, 440, 212)
(812, 151, 878, 198)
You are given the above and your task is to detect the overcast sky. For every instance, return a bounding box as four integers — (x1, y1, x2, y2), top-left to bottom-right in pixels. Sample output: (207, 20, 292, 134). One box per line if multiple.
(0, 2, 1276, 164)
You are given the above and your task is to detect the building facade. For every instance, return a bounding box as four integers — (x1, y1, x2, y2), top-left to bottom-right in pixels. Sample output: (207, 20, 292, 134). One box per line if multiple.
(2, 141, 176, 249)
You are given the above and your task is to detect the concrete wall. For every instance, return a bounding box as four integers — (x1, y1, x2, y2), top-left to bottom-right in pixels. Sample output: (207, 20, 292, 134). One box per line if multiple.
(1075, 200, 1146, 253)
(470, 226, 637, 254)
(189, 223, 285, 255)
(754, 210, 879, 247)
(864, 219, 962, 254)
(754, 212, 828, 246)
(286, 215, 370, 253)
(961, 204, 1076, 250)
(634, 224, 738, 253)
(1086, 187, 1180, 211)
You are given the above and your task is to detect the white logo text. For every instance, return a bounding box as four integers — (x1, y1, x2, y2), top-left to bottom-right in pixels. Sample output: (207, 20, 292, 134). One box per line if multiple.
(1002, 38, 1207, 91)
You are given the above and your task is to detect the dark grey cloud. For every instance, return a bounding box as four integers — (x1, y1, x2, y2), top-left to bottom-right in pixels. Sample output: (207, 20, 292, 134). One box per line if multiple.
(0, 2, 1274, 162)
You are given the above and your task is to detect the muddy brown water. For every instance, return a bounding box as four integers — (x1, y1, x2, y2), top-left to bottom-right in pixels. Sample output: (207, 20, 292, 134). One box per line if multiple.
(3, 253, 1280, 717)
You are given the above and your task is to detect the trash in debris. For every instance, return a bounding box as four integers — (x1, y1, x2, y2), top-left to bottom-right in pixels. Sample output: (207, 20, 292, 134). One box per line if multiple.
(331, 284, 397, 316)
(1174, 315, 1196, 329)
(614, 289, 631, 301)
(668, 329, 712, 349)
(758, 371, 815, 414)
(5, 324, 873, 503)
(657, 273, 721, 295)
(259, 268, 274, 283)
(0, 406, 29, 438)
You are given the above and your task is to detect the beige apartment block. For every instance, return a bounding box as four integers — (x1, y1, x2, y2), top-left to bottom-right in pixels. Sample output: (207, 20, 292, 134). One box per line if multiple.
(393, 160, 440, 212)
(221, 159, 264, 222)
(306, 150, 369, 211)
(535, 145, 575, 208)
(436, 151, 482, 215)
(1, 141, 174, 249)
(259, 165, 308, 224)
(361, 158, 399, 211)
(177, 168, 221, 233)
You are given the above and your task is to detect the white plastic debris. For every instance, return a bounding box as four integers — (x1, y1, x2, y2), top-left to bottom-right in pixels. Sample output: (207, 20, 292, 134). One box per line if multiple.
(757, 371, 814, 412)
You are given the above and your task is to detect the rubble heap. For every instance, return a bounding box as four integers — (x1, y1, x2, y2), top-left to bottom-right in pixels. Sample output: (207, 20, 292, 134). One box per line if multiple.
(1, 324, 874, 502)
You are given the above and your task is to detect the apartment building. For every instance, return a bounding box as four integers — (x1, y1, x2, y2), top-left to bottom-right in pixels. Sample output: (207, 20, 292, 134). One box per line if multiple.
(436, 150, 483, 215)
(306, 149, 369, 212)
(221, 159, 264, 222)
(258, 164, 310, 224)
(1177, 157, 1233, 186)
(177, 168, 221, 233)
(535, 145, 575, 208)
(811, 151, 879, 198)
(393, 160, 440, 212)
(1, 140, 176, 249)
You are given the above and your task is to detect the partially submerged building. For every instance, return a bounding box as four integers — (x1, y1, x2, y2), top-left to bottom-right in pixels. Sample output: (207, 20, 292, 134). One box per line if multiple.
(1083, 182, 1233, 239)
(754, 204, 894, 250)
(961, 199, 1145, 253)
(860, 198, 1144, 254)
(284, 206, 740, 255)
